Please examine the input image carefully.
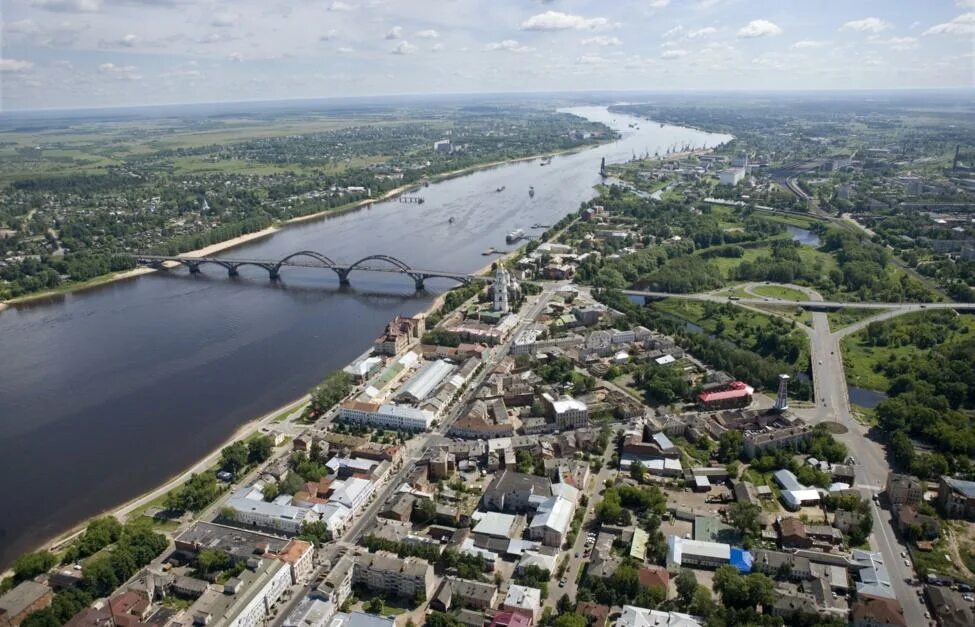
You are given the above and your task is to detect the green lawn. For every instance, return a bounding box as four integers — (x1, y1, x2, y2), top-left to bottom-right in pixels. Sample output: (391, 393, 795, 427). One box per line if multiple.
(827, 308, 887, 332)
(751, 285, 808, 301)
(841, 311, 975, 392)
(750, 303, 813, 328)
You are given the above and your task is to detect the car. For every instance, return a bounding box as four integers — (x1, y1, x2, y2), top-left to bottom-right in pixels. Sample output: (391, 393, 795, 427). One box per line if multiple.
(559, 578, 567, 588)
(901, 551, 907, 558)
(905, 559, 911, 567)
(924, 612, 930, 619)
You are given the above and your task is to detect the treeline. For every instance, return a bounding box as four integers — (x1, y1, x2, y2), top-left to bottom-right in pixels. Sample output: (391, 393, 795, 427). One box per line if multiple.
(17, 519, 168, 627)
(0, 252, 136, 298)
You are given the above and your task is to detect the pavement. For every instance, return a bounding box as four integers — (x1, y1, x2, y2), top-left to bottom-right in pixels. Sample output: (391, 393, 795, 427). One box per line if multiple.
(621, 288, 974, 312)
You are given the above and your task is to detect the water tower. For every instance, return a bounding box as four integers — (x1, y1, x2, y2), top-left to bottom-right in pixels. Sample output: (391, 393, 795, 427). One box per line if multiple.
(773, 374, 790, 412)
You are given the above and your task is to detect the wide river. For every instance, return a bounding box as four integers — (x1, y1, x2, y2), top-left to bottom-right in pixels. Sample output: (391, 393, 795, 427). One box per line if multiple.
(0, 106, 730, 568)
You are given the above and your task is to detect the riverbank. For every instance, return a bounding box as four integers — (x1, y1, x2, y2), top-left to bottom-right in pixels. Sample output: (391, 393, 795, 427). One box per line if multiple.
(0, 142, 603, 313)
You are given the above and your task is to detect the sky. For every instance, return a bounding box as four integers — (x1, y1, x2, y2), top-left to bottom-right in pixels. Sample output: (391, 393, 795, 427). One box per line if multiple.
(1, 0, 973, 111)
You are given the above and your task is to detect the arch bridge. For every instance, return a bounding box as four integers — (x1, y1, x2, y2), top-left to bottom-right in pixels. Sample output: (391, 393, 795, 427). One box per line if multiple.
(132, 251, 491, 291)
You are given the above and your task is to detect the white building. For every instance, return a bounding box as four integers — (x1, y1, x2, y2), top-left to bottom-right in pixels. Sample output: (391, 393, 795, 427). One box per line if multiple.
(225, 559, 293, 627)
(502, 585, 542, 621)
(434, 139, 451, 153)
(338, 401, 435, 431)
(227, 486, 318, 535)
(528, 496, 576, 547)
(328, 477, 374, 513)
(718, 168, 745, 186)
(494, 265, 511, 313)
(616, 605, 703, 627)
(542, 393, 589, 428)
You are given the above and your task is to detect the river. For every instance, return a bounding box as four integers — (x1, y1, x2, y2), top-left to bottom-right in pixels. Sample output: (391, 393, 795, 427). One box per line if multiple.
(0, 106, 730, 568)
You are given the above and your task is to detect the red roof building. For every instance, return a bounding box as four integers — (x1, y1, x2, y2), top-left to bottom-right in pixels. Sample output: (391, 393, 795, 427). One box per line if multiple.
(698, 381, 754, 409)
(490, 610, 533, 627)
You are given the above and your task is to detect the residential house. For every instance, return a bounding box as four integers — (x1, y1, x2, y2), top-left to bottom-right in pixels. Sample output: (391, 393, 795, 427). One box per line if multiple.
(851, 594, 907, 627)
(351, 552, 436, 601)
(938, 476, 975, 520)
(886, 473, 923, 507)
(0, 582, 53, 627)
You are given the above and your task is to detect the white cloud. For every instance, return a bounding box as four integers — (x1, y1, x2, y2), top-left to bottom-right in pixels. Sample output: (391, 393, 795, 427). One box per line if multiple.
(581, 36, 621, 46)
(4, 19, 40, 34)
(649, 0, 670, 8)
(431, 43, 444, 52)
(391, 40, 415, 55)
(792, 40, 829, 49)
(662, 25, 683, 39)
(210, 13, 239, 28)
(100, 33, 138, 47)
(0, 58, 35, 72)
(327, 1, 354, 12)
(31, 0, 101, 12)
(98, 62, 141, 80)
(416, 29, 439, 39)
(661, 49, 687, 59)
(520, 11, 613, 31)
(336, 47, 353, 54)
(484, 39, 533, 53)
(923, 13, 975, 36)
(385, 26, 403, 40)
(319, 29, 338, 42)
(956, 0, 975, 7)
(840, 18, 891, 33)
(687, 27, 717, 39)
(871, 36, 918, 50)
(737, 19, 782, 38)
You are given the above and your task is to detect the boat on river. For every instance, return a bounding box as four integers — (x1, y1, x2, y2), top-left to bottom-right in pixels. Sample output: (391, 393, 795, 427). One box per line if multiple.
(496, 186, 505, 192)
(506, 229, 526, 243)
(528, 186, 535, 198)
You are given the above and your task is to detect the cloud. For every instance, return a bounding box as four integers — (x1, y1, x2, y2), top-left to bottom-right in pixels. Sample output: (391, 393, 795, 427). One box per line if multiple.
(385, 26, 403, 40)
(100, 33, 138, 47)
(520, 11, 613, 31)
(581, 35, 621, 46)
(210, 13, 239, 28)
(871, 36, 919, 50)
(0, 58, 35, 72)
(416, 29, 439, 39)
(336, 47, 353, 54)
(792, 40, 829, 48)
(649, 0, 670, 8)
(484, 39, 533, 53)
(840, 18, 891, 33)
(98, 62, 141, 80)
(391, 41, 416, 55)
(431, 43, 444, 52)
(319, 29, 338, 42)
(661, 49, 687, 59)
(327, 1, 354, 12)
(957, 0, 975, 7)
(737, 19, 782, 38)
(4, 19, 40, 34)
(686, 27, 717, 39)
(923, 13, 975, 36)
(662, 25, 684, 38)
(31, 0, 101, 12)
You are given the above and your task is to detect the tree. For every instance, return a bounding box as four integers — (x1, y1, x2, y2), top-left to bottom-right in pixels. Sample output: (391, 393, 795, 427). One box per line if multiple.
(630, 461, 646, 483)
(298, 521, 331, 547)
(196, 549, 231, 577)
(553, 614, 587, 627)
(557, 593, 575, 615)
(13, 551, 57, 582)
(248, 436, 274, 465)
(83, 555, 120, 597)
(676, 569, 698, 605)
(717, 430, 743, 463)
(727, 502, 762, 538)
(365, 597, 384, 614)
(412, 497, 437, 524)
(220, 442, 249, 474)
(262, 482, 279, 502)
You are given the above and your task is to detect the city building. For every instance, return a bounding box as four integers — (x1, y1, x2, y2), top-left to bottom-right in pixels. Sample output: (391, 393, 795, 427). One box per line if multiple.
(226, 486, 319, 535)
(502, 585, 542, 621)
(528, 496, 576, 547)
(338, 401, 435, 431)
(616, 605, 703, 627)
(494, 265, 511, 313)
(773, 469, 821, 510)
(283, 597, 335, 627)
(852, 550, 894, 600)
(697, 381, 753, 410)
(851, 594, 907, 627)
(938, 476, 975, 520)
(185, 557, 292, 627)
(352, 551, 436, 601)
(541, 393, 589, 429)
(718, 168, 745, 186)
(374, 316, 424, 356)
(317, 555, 355, 608)
(482, 470, 552, 513)
(429, 578, 498, 612)
(343, 356, 383, 382)
(0, 582, 53, 627)
(665, 536, 752, 572)
(885, 473, 923, 507)
(395, 360, 456, 404)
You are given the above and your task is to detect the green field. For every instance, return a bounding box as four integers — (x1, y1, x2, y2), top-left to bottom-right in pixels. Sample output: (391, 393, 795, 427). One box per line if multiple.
(841, 311, 975, 391)
(751, 284, 808, 301)
(827, 308, 887, 332)
(750, 303, 813, 328)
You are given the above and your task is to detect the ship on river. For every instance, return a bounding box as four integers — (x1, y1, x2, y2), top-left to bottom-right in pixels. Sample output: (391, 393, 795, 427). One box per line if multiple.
(528, 186, 535, 198)
(506, 228, 526, 243)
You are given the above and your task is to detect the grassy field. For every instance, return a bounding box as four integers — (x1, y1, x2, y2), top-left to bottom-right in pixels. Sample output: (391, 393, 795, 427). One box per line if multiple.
(841, 311, 975, 391)
(827, 308, 887, 332)
(751, 284, 808, 301)
(651, 297, 810, 367)
(750, 303, 813, 328)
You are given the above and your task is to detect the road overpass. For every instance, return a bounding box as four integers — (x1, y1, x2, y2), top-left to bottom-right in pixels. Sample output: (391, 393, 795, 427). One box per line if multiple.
(621, 289, 975, 312)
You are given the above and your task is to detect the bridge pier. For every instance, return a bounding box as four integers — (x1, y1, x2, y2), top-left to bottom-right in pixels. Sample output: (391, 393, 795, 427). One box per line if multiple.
(187, 263, 201, 274)
(227, 266, 239, 277)
(414, 277, 425, 291)
(336, 270, 351, 286)
(268, 268, 280, 280)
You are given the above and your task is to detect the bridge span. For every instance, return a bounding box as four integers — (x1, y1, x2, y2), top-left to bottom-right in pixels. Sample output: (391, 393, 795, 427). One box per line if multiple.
(621, 289, 975, 312)
(133, 251, 492, 291)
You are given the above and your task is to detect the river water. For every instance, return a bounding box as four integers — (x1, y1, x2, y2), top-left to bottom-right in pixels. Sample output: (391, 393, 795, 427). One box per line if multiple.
(0, 106, 730, 568)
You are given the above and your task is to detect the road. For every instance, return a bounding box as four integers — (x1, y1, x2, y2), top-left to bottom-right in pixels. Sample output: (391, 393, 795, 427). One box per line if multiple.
(621, 289, 974, 312)
(270, 281, 563, 625)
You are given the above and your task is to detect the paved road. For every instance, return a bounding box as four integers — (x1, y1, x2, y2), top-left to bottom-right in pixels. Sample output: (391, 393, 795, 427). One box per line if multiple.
(621, 289, 974, 312)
